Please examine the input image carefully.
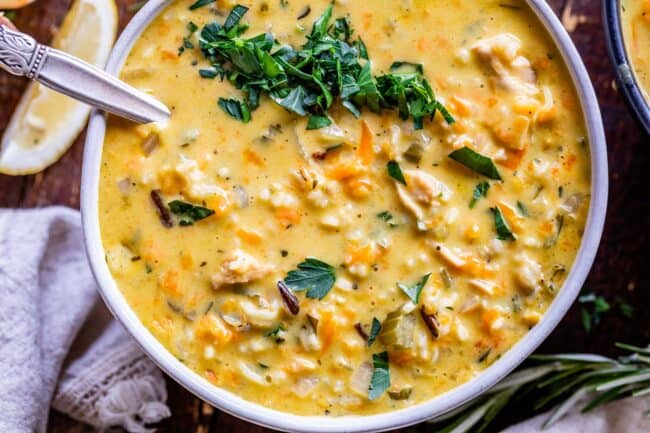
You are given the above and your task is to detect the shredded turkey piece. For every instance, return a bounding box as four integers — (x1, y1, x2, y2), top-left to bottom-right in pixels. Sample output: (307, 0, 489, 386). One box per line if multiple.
(211, 250, 274, 289)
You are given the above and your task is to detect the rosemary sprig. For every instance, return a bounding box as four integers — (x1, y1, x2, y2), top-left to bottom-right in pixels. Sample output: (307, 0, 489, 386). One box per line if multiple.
(429, 343, 650, 433)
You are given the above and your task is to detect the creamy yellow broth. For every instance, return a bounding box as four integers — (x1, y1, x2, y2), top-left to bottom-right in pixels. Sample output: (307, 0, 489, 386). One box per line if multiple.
(100, 0, 591, 415)
(622, 0, 650, 101)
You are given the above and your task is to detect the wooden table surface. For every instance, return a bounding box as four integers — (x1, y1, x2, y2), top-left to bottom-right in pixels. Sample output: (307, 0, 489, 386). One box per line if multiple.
(1, 0, 648, 432)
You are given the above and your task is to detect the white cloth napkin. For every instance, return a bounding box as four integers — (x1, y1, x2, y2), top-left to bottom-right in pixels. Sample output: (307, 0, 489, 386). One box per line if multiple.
(0, 206, 170, 433)
(499, 395, 650, 433)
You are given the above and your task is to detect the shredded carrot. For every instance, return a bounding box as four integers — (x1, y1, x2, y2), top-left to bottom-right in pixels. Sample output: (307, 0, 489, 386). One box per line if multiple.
(325, 159, 366, 180)
(180, 251, 193, 270)
(563, 153, 577, 171)
(499, 147, 527, 170)
(318, 310, 337, 353)
(344, 176, 373, 199)
(194, 314, 233, 346)
(159, 270, 182, 297)
(243, 148, 264, 166)
(481, 308, 502, 333)
(236, 227, 263, 245)
(161, 50, 177, 60)
(450, 95, 472, 117)
(389, 350, 415, 366)
(275, 207, 301, 226)
(538, 220, 555, 236)
(459, 255, 495, 278)
(498, 201, 523, 233)
(358, 120, 374, 164)
(345, 242, 379, 266)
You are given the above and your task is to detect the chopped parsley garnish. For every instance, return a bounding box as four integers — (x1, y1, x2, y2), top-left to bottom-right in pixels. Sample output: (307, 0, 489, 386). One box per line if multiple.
(284, 257, 336, 300)
(377, 210, 398, 229)
(387, 160, 407, 185)
(306, 115, 332, 130)
(189, 0, 214, 10)
(218, 98, 251, 122)
(579, 293, 610, 333)
(168, 200, 215, 226)
(516, 200, 529, 217)
(490, 206, 516, 241)
(377, 211, 393, 221)
(368, 351, 390, 400)
(397, 273, 430, 304)
(448, 147, 502, 180)
(224, 4, 249, 30)
(195, 4, 453, 129)
(265, 325, 286, 343)
(469, 181, 490, 208)
(178, 21, 199, 55)
(367, 318, 382, 347)
(199, 67, 220, 79)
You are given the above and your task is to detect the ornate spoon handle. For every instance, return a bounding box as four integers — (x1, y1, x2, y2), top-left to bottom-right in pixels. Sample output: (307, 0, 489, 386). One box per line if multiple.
(0, 25, 170, 124)
(0, 24, 48, 79)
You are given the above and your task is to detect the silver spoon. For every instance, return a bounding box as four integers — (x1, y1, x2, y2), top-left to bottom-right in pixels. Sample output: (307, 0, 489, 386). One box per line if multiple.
(0, 24, 170, 124)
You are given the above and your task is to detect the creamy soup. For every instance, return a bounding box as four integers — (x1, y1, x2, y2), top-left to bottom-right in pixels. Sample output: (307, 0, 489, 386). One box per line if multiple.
(622, 0, 650, 101)
(100, 0, 591, 416)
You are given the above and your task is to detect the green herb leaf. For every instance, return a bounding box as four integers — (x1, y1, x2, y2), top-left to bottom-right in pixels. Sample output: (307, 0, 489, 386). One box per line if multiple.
(270, 86, 308, 116)
(387, 160, 406, 185)
(189, 0, 214, 10)
(306, 115, 332, 130)
(367, 318, 382, 347)
(265, 325, 286, 343)
(390, 61, 424, 74)
(309, 3, 333, 41)
(376, 211, 393, 222)
(284, 258, 336, 300)
(168, 200, 215, 226)
(376, 211, 398, 228)
(196, 4, 452, 127)
(357, 37, 368, 60)
(368, 351, 390, 400)
(579, 292, 611, 332)
(218, 97, 251, 122)
(490, 206, 516, 241)
(429, 343, 650, 433)
(469, 181, 490, 208)
(397, 273, 430, 304)
(178, 21, 199, 55)
(449, 147, 502, 180)
(199, 68, 219, 79)
(223, 5, 249, 30)
(517, 200, 529, 217)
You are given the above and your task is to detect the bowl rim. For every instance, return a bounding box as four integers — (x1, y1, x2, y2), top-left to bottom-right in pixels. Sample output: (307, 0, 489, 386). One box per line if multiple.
(80, 1, 609, 431)
(603, 0, 650, 133)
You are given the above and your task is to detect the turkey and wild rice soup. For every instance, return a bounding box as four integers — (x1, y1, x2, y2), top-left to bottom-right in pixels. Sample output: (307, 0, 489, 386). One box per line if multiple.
(621, 0, 650, 101)
(99, 0, 591, 415)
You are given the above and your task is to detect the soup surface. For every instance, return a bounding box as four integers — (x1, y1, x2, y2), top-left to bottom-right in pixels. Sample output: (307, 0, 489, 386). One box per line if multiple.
(100, 0, 591, 416)
(622, 0, 650, 101)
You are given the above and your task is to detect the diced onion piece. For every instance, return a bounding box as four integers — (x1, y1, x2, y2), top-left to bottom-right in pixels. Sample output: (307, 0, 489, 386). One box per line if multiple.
(349, 361, 373, 396)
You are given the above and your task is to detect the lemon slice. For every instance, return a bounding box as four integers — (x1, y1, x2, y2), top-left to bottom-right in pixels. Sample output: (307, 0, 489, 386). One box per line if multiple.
(0, 0, 117, 175)
(0, 0, 36, 9)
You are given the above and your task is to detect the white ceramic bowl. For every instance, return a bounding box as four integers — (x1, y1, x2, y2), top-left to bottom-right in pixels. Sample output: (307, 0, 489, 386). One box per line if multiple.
(81, 1, 608, 431)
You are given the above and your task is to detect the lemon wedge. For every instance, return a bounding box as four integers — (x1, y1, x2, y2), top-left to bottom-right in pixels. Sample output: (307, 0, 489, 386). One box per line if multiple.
(0, 0, 35, 9)
(0, 0, 117, 175)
